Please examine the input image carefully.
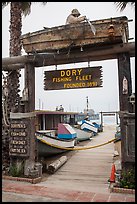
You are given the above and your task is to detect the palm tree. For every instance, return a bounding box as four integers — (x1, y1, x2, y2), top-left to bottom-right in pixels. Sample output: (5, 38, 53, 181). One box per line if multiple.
(2, 2, 47, 174)
(2, 2, 47, 56)
(2, 2, 47, 111)
(114, 2, 135, 11)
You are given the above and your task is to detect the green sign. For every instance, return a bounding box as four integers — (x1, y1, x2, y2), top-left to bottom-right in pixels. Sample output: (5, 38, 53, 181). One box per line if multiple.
(44, 66, 103, 90)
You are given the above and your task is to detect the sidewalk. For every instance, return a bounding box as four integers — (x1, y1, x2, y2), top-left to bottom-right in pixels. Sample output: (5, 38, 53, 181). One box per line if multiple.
(2, 125, 135, 202)
(2, 179, 135, 202)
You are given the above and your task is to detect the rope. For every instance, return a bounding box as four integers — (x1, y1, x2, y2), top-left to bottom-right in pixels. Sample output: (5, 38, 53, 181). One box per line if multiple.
(37, 136, 116, 151)
(2, 99, 10, 127)
(2, 74, 10, 127)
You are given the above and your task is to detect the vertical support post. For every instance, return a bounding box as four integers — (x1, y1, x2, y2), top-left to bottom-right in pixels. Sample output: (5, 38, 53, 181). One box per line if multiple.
(86, 96, 89, 116)
(117, 52, 133, 170)
(115, 112, 119, 125)
(24, 63, 35, 112)
(24, 63, 36, 176)
(117, 53, 132, 112)
(100, 111, 103, 127)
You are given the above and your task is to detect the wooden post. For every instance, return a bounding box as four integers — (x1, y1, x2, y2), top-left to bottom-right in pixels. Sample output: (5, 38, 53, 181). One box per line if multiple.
(115, 112, 119, 125)
(100, 111, 103, 127)
(119, 112, 135, 171)
(23, 63, 36, 176)
(117, 53, 132, 112)
(117, 52, 133, 170)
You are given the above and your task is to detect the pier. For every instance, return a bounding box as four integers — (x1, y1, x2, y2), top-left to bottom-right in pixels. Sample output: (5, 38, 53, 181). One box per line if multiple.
(2, 124, 135, 202)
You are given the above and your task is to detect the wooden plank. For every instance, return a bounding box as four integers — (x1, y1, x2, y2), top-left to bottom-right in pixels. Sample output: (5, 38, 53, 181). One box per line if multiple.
(103, 113, 115, 116)
(21, 36, 124, 54)
(23, 63, 36, 176)
(2, 42, 135, 71)
(10, 112, 36, 119)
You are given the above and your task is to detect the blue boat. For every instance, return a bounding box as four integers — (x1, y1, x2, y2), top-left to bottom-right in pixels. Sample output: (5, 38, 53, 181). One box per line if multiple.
(57, 123, 77, 139)
(92, 122, 103, 132)
(80, 120, 98, 135)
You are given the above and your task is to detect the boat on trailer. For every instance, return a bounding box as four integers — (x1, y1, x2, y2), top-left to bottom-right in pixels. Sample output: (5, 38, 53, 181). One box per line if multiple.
(21, 16, 129, 54)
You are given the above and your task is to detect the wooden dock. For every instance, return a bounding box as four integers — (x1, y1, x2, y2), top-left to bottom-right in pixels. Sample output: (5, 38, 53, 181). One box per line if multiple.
(38, 124, 116, 193)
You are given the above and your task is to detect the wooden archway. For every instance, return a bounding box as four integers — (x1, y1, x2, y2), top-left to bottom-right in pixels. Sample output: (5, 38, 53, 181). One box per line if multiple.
(2, 17, 135, 175)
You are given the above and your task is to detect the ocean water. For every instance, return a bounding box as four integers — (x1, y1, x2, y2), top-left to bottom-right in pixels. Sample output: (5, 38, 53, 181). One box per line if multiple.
(78, 115, 120, 126)
(91, 115, 120, 125)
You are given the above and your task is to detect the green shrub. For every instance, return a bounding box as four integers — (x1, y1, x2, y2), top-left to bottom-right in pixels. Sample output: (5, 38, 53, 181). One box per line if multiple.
(119, 168, 135, 189)
(9, 160, 24, 177)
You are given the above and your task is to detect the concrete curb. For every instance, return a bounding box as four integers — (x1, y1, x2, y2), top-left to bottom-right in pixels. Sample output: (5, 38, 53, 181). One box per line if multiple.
(2, 175, 42, 184)
(110, 185, 135, 194)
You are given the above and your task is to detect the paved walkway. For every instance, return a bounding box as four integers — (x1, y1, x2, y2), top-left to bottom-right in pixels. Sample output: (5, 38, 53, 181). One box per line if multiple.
(2, 125, 135, 202)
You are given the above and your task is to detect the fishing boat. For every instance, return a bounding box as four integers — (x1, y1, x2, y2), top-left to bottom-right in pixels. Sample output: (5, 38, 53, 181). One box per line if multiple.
(36, 124, 77, 157)
(36, 130, 76, 157)
(72, 126, 93, 142)
(91, 121, 103, 132)
(21, 16, 129, 54)
(80, 119, 98, 135)
(57, 123, 77, 139)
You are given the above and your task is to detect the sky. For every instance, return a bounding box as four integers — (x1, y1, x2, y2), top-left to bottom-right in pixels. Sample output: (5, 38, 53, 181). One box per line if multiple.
(2, 2, 135, 113)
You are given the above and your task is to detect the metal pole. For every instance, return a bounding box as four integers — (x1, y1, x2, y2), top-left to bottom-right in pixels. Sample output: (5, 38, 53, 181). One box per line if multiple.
(86, 96, 89, 116)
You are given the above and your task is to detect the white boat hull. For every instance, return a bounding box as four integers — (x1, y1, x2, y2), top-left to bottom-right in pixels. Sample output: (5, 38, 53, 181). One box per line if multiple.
(73, 127, 92, 141)
(81, 120, 98, 134)
(36, 131, 75, 157)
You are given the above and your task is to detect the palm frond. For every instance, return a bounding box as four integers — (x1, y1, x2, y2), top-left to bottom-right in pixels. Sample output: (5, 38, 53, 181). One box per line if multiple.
(2, 2, 10, 9)
(2, 2, 47, 16)
(114, 2, 135, 11)
(20, 2, 32, 16)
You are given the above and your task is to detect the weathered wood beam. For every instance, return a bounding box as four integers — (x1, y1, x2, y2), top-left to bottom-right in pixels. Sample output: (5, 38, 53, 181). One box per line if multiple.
(2, 55, 31, 66)
(24, 63, 36, 176)
(2, 63, 25, 71)
(2, 54, 55, 70)
(2, 42, 135, 71)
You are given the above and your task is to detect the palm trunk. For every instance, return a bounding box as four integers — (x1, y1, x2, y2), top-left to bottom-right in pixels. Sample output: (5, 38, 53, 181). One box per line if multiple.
(2, 2, 22, 173)
(10, 2, 22, 56)
(8, 2, 22, 112)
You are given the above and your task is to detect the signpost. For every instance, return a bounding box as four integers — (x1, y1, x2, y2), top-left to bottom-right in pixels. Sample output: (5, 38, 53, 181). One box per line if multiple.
(44, 66, 103, 90)
(9, 120, 29, 157)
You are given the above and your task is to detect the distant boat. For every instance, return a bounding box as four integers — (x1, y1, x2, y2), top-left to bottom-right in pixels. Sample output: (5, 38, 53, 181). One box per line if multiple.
(80, 120, 98, 135)
(91, 121, 103, 132)
(72, 126, 93, 142)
